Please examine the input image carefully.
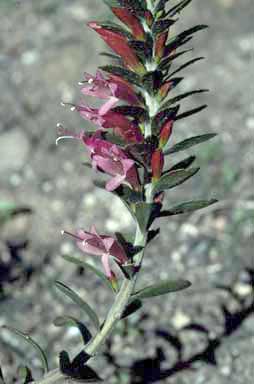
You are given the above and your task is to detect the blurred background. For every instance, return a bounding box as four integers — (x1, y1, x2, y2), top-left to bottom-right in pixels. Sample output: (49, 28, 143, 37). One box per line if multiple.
(0, 0, 253, 383)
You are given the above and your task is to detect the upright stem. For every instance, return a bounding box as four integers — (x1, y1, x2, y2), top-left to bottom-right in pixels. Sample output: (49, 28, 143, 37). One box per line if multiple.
(34, 228, 146, 384)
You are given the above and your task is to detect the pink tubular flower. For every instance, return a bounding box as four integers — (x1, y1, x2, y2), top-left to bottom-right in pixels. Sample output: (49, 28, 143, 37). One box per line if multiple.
(73, 103, 143, 143)
(83, 132, 140, 192)
(62, 226, 128, 279)
(80, 70, 140, 113)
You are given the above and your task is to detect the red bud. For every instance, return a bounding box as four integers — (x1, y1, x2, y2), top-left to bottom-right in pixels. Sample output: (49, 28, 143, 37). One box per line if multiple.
(151, 149, 164, 182)
(159, 120, 174, 148)
(155, 31, 168, 60)
(88, 22, 145, 74)
(112, 8, 145, 41)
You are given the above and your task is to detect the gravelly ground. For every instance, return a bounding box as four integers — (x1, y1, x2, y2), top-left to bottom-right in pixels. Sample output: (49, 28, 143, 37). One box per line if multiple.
(0, 0, 253, 383)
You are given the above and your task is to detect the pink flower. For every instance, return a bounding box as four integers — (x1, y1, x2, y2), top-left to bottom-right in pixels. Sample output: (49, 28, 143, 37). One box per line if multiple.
(62, 226, 128, 279)
(83, 132, 140, 192)
(80, 70, 140, 114)
(72, 103, 143, 143)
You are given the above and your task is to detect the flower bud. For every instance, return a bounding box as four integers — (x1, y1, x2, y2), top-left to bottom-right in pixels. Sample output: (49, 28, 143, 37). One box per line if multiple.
(155, 31, 168, 61)
(159, 120, 174, 148)
(151, 149, 164, 182)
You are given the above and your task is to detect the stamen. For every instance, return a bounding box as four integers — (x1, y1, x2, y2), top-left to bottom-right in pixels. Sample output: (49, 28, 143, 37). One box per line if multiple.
(56, 135, 76, 145)
(61, 101, 76, 111)
(88, 78, 94, 84)
(61, 230, 84, 242)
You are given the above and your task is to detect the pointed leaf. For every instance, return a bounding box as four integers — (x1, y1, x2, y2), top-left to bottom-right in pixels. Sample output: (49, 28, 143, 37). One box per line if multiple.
(62, 255, 112, 291)
(55, 281, 100, 330)
(121, 299, 143, 319)
(17, 366, 33, 384)
(0, 367, 5, 384)
(159, 48, 193, 70)
(175, 104, 207, 121)
(112, 105, 147, 120)
(153, 167, 200, 194)
(94, 21, 132, 39)
(168, 57, 205, 78)
(100, 65, 141, 86)
(166, 0, 193, 17)
(1, 326, 49, 373)
(135, 203, 161, 232)
(167, 155, 196, 172)
(162, 89, 209, 109)
(160, 199, 218, 217)
(152, 18, 176, 35)
(133, 279, 191, 299)
(53, 316, 92, 344)
(147, 228, 160, 243)
(164, 133, 217, 155)
(102, 0, 121, 7)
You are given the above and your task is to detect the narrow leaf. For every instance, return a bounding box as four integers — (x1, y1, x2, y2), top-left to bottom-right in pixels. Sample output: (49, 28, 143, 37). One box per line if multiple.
(160, 199, 218, 217)
(164, 133, 217, 155)
(168, 57, 205, 78)
(133, 279, 191, 299)
(167, 1, 194, 17)
(167, 155, 196, 172)
(100, 65, 141, 86)
(135, 203, 161, 232)
(175, 104, 207, 121)
(0, 367, 5, 384)
(54, 316, 92, 344)
(162, 89, 208, 109)
(1, 326, 49, 373)
(55, 281, 100, 330)
(62, 255, 112, 291)
(121, 299, 143, 319)
(152, 18, 176, 35)
(153, 168, 200, 194)
(17, 366, 33, 384)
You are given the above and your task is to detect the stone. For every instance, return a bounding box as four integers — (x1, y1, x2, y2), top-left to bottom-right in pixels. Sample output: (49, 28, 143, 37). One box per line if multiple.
(0, 129, 30, 174)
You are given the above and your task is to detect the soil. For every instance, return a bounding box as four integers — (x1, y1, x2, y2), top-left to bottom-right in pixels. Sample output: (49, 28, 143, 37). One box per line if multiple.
(0, 0, 253, 383)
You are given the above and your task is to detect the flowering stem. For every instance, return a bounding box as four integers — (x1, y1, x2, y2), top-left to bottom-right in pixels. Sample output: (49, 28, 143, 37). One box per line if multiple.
(33, 226, 146, 384)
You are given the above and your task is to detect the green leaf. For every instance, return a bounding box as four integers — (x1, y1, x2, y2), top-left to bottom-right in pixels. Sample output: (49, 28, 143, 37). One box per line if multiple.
(54, 316, 92, 344)
(1, 326, 49, 373)
(62, 255, 112, 291)
(153, 105, 180, 133)
(159, 49, 193, 70)
(99, 51, 121, 61)
(152, 18, 176, 35)
(0, 366, 5, 384)
(60, 350, 102, 381)
(17, 366, 33, 384)
(160, 199, 218, 217)
(95, 21, 132, 39)
(168, 57, 205, 78)
(121, 299, 143, 319)
(164, 133, 217, 155)
(55, 281, 100, 330)
(100, 65, 141, 86)
(175, 104, 207, 120)
(135, 203, 161, 232)
(167, 155, 196, 172)
(166, 0, 193, 17)
(161, 89, 208, 109)
(112, 105, 147, 120)
(102, 0, 121, 7)
(129, 40, 152, 62)
(115, 185, 144, 204)
(153, 168, 200, 194)
(155, 0, 172, 14)
(133, 279, 191, 299)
